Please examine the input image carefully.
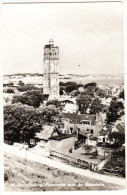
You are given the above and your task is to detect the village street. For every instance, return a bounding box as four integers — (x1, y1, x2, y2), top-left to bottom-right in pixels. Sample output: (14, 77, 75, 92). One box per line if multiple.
(4, 143, 126, 188)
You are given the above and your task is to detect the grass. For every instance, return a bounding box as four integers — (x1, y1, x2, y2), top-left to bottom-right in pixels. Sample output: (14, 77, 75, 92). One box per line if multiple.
(4, 152, 124, 191)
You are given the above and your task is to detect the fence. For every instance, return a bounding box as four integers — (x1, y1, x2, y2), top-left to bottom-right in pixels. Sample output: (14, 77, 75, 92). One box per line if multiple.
(50, 149, 96, 170)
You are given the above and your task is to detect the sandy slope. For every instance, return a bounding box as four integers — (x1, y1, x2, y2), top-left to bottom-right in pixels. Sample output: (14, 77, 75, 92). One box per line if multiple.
(3, 143, 126, 189)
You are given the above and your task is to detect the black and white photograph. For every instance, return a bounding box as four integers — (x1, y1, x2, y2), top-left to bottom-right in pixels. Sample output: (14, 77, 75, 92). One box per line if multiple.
(1, 0, 126, 192)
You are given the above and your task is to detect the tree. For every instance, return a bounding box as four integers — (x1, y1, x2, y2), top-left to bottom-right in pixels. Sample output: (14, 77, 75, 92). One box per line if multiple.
(18, 80, 25, 86)
(3, 82, 14, 87)
(66, 82, 77, 94)
(4, 104, 62, 144)
(59, 81, 84, 95)
(60, 86, 64, 95)
(104, 147, 125, 177)
(108, 132, 125, 146)
(80, 86, 95, 97)
(119, 90, 124, 99)
(4, 88, 15, 94)
(46, 99, 61, 109)
(76, 94, 93, 114)
(70, 90, 80, 97)
(95, 88, 107, 98)
(89, 98, 102, 114)
(106, 99, 124, 123)
(12, 90, 44, 108)
(4, 105, 44, 143)
(59, 82, 66, 86)
(84, 82, 97, 88)
(40, 105, 62, 124)
(17, 84, 40, 92)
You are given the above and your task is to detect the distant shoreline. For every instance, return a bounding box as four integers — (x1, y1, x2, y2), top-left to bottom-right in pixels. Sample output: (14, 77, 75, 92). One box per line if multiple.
(3, 73, 124, 77)
(3, 74, 124, 86)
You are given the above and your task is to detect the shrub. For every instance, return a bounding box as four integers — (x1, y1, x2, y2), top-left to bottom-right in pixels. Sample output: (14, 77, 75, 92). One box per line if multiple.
(18, 80, 25, 86)
(18, 84, 40, 92)
(3, 82, 14, 87)
(4, 173, 8, 182)
(5, 88, 15, 94)
(84, 82, 97, 88)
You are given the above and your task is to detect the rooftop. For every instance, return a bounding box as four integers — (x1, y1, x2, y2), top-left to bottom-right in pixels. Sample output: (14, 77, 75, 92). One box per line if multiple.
(35, 125, 61, 140)
(61, 113, 96, 125)
(116, 123, 125, 134)
(49, 134, 74, 141)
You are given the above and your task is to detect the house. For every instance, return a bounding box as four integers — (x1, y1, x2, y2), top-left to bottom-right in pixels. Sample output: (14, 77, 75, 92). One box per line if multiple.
(86, 135, 98, 146)
(61, 113, 103, 137)
(98, 122, 125, 145)
(60, 113, 103, 146)
(35, 125, 75, 153)
(98, 134, 110, 144)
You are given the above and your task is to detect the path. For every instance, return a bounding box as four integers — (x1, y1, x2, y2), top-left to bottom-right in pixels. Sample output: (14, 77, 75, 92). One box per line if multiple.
(4, 144, 126, 187)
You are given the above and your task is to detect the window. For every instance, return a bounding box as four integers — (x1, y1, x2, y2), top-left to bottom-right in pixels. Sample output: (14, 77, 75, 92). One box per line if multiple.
(30, 139, 35, 145)
(90, 130, 94, 134)
(77, 128, 80, 133)
(70, 128, 73, 133)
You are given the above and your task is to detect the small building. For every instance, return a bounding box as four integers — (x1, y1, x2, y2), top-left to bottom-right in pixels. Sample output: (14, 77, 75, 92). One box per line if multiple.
(98, 134, 110, 144)
(86, 135, 98, 146)
(35, 125, 75, 153)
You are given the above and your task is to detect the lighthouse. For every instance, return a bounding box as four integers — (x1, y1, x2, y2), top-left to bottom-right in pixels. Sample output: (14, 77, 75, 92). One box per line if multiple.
(43, 40, 59, 98)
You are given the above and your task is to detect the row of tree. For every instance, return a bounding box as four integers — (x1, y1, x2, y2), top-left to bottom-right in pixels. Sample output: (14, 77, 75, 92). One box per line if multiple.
(12, 90, 45, 108)
(60, 81, 97, 95)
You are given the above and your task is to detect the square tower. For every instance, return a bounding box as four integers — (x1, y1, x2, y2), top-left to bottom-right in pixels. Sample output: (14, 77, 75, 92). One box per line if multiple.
(43, 40, 59, 98)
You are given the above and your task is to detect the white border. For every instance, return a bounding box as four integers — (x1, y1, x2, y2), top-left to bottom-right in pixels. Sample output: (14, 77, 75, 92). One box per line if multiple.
(0, 0, 127, 195)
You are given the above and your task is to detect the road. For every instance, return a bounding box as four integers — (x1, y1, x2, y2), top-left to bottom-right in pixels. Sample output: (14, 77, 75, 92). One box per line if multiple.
(4, 144, 126, 188)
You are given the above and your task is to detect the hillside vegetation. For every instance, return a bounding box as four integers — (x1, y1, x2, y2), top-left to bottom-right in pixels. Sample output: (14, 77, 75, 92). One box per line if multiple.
(4, 153, 123, 191)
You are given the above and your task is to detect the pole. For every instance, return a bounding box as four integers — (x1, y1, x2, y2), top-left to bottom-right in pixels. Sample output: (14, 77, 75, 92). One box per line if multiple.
(25, 147, 28, 168)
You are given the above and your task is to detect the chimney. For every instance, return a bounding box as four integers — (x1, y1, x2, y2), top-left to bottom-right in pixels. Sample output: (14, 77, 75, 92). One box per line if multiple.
(96, 113, 99, 121)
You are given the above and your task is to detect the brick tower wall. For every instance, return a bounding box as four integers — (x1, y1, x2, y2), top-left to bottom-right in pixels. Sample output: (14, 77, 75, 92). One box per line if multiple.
(43, 41, 59, 97)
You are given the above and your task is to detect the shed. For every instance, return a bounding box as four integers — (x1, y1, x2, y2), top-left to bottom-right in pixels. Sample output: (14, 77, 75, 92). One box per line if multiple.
(35, 125, 75, 153)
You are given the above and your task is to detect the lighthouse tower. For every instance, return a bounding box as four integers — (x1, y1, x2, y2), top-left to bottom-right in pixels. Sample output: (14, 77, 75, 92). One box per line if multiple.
(43, 40, 59, 98)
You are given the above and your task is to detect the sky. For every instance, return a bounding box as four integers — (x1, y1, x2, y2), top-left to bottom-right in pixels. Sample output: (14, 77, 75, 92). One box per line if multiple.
(2, 1, 124, 75)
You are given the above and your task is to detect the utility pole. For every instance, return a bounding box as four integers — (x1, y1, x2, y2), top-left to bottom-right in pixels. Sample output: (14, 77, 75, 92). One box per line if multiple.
(25, 147, 28, 168)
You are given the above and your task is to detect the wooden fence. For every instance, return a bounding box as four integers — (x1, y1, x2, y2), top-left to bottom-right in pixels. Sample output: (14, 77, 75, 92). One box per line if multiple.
(50, 149, 96, 170)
